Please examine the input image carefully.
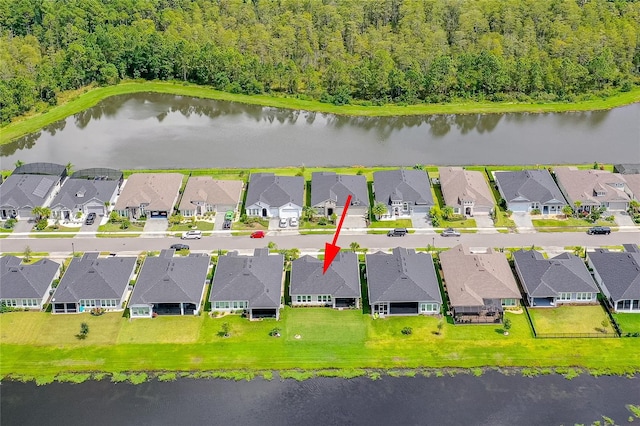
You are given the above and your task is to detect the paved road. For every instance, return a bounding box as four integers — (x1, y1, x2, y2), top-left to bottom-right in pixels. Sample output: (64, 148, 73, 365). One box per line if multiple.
(1, 231, 638, 254)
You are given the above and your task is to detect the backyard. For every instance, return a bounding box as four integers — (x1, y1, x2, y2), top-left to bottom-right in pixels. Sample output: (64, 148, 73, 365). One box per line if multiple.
(528, 305, 616, 335)
(613, 313, 640, 336)
(2, 308, 639, 379)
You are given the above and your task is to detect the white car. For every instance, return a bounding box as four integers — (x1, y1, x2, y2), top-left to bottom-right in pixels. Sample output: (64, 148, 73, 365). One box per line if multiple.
(289, 217, 298, 227)
(279, 218, 288, 228)
(181, 230, 202, 239)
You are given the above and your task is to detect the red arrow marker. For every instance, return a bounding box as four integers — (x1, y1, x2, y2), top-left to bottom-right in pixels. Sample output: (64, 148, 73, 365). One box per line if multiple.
(323, 194, 352, 274)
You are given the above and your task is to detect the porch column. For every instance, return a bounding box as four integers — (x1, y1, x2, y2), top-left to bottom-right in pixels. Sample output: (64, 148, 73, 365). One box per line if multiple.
(180, 303, 184, 315)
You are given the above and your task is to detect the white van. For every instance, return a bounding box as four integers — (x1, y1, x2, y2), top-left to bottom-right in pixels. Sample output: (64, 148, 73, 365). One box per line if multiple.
(181, 230, 202, 239)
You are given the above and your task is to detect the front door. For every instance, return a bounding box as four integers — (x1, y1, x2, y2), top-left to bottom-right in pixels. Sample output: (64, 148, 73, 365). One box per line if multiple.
(262, 208, 267, 217)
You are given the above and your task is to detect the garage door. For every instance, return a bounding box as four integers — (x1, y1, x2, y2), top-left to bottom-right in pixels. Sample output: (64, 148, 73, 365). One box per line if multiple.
(279, 209, 299, 219)
(87, 206, 104, 216)
(508, 203, 528, 212)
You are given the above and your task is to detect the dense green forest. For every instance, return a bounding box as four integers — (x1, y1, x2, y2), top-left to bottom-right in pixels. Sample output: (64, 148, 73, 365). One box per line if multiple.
(1, 0, 639, 124)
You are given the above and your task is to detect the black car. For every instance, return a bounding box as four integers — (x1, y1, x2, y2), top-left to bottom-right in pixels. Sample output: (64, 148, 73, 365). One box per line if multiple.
(387, 228, 408, 237)
(170, 243, 190, 250)
(587, 226, 611, 235)
(85, 212, 96, 225)
(222, 219, 232, 229)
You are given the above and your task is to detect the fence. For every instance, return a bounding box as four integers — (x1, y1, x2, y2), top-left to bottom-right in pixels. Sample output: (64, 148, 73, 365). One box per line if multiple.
(535, 332, 618, 339)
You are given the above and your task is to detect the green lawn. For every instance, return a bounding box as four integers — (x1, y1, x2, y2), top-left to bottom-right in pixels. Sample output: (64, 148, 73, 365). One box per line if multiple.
(528, 305, 616, 335)
(439, 218, 478, 229)
(2, 308, 639, 379)
(168, 221, 215, 233)
(299, 220, 336, 230)
(3, 80, 639, 145)
(369, 219, 413, 228)
(97, 222, 145, 238)
(613, 313, 640, 335)
(232, 219, 268, 230)
(532, 218, 615, 232)
(30, 225, 79, 238)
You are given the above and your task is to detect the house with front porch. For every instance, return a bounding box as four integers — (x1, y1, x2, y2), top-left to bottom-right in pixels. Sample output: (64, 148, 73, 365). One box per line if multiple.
(49, 178, 119, 222)
(178, 177, 243, 217)
(588, 244, 640, 313)
(0, 163, 68, 220)
(439, 167, 494, 217)
(494, 169, 566, 215)
(128, 250, 210, 318)
(51, 253, 136, 314)
(0, 256, 60, 310)
(513, 249, 598, 307)
(290, 253, 361, 309)
(114, 173, 183, 219)
(310, 172, 369, 218)
(372, 170, 434, 220)
(245, 173, 304, 219)
(554, 167, 631, 213)
(440, 245, 520, 323)
(210, 249, 284, 320)
(365, 247, 442, 316)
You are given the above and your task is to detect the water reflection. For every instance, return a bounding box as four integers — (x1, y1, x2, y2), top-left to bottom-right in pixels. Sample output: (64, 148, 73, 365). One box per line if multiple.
(1, 92, 637, 168)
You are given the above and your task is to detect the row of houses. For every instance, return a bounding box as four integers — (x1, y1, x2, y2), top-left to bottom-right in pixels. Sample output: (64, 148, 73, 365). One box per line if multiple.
(2, 244, 638, 321)
(2, 163, 640, 224)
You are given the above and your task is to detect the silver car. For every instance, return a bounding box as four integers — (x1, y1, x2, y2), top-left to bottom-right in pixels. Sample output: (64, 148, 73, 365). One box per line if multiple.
(441, 228, 461, 237)
(279, 218, 288, 228)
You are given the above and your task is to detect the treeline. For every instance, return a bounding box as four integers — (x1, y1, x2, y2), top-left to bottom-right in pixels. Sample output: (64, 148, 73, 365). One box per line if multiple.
(1, 0, 639, 124)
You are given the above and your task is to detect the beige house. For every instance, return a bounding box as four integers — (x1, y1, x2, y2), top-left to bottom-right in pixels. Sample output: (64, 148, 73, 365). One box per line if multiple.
(115, 173, 183, 219)
(623, 174, 640, 202)
(440, 244, 520, 324)
(178, 177, 243, 217)
(554, 167, 631, 212)
(439, 167, 494, 216)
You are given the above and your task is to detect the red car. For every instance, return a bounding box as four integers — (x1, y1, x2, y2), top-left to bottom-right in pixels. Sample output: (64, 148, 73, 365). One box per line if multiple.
(250, 230, 266, 238)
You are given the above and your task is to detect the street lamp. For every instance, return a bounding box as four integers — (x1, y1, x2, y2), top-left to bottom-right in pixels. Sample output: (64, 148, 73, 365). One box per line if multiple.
(72, 242, 75, 256)
(432, 237, 435, 253)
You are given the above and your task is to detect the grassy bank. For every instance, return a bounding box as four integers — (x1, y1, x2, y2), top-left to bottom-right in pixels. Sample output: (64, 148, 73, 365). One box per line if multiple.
(1, 308, 639, 379)
(2, 80, 639, 145)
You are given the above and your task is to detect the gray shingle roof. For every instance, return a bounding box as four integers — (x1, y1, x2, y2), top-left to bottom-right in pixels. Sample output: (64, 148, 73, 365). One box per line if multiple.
(290, 253, 361, 298)
(373, 170, 433, 206)
(589, 245, 640, 301)
(0, 256, 60, 299)
(365, 247, 441, 304)
(50, 178, 119, 210)
(210, 249, 284, 309)
(245, 173, 304, 208)
(513, 249, 597, 297)
(0, 174, 59, 210)
(494, 170, 565, 204)
(310, 172, 369, 208)
(53, 253, 136, 303)
(130, 250, 210, 305)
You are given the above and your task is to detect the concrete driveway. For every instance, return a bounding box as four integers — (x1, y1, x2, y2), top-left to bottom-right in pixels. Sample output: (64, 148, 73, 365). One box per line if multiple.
(11, 220, 34, 234)
(512, 212, 535, 233)
(410, 213, 432, 229)
(474, 214, 497, 233)
(613, 211, 636, 228)
(343, 215, 367, 229)
(213, 212, 226, 230)
(143, 219, 169, 236)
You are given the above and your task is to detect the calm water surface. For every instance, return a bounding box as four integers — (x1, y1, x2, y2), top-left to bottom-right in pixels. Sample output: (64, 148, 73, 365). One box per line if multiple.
(2, 373, 639, 426)
(1, 93, 638, 169)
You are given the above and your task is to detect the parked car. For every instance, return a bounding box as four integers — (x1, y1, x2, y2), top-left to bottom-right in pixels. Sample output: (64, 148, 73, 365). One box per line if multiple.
(250, 230, 266, 238)
(181, 230, 202, 239)
(85, 212, 96, 225)
(387, 228, 408, 237)
(587, 226, 611, 235)
(225, 210, 234, 221)
(170, 243, 190, 250)
(222, 219, 232, 229)
(289, 217, 298, 227)
(441, 227, 461, 237)
(279, 218, 288, 228)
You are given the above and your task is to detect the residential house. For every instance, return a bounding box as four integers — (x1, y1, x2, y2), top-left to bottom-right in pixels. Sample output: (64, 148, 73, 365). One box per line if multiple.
(210, 249, 284, 320)
(114, 173, 183, 219)
(372, 170, 434, 220)
(310, 172, 369, 218)
(494, 169, 566, 215)
(614, 164, 640, 175)
(0, 162, 67, 220)
(440, 245, 520, 323)
(554, 167, 631, 212)
(128, 250, 210, 318)
(588, 244, 640, 313)
(439, 167, 494, 217)
(513, 249, 598, 307)
(49, 178, 119, 222)
(245, 173, 304, 219)
(290, 253, 361, 308)
(0, 256, 60, 310)
(52, 253, 136, 314)
(623, 174, 640, 202)
(178, 177, 243, 217)
(365, 247, 442, 316)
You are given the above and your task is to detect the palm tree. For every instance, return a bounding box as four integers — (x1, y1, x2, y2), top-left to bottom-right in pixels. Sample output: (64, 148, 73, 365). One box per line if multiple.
(14, 160, 24, 169)
(302, 206, 315, 222)
(442, 206, 454, 220)
(32, 207, 51, 220)
(562, 205, 573, 218)
(573, 201, 582, 218)
(350, 242, 361, 252)
(371, 202, 388, 220)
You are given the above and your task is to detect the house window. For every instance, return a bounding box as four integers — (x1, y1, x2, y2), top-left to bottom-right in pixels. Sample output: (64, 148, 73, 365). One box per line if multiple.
(317, 295, 332, 302)
(559, 293, 572, 301)
(80, 299, 97, 308)
(502, 299, 517, 307)
(132, 306, 150, 316)
(402, 202, 409, 212)
(420, 303, 438, 313)
(296, 295, 312, 303)
(1, 299, 17, 307)
(100, 299, 117, 308)
(374, 303, 388, 315)
(23, 299, 39, 307)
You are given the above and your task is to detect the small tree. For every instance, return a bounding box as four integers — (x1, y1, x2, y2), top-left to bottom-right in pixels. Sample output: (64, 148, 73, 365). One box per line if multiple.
(600, 319, 609, 334)
(76, 322, 89, 340)
(120, 219, 131, 229)
(109, 211, 120, 223)
(562, 205, 573, 217)
(350, 242, 361, 252)
(503, 318, 512, 335)
(302, 206, 315, 222)
(442, 206, 454, 221)
(221, 322, 230, 337)
(330, 212, 338, 224)
(573, 201, 582, 217)
(267, 241, 278, 251)
(23, 245, 33, 262)
(436, 320, 444, 335)
(371, 202, 388, 219)
(65, 162, 74, 175)
(14, 160, 24, 169)
(169, 214, 184, 225)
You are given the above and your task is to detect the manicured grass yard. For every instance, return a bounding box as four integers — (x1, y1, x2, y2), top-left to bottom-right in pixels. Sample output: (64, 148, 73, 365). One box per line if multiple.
(613, 313, 640, 335)
(532, 218, 615, 232)
(528, 305, 616, 335)
(31, 225, 79, 238)
(168, 221, 215, 233)
(369, 219, 412, 228)
(299, 220, 336, 230)
(232, 219, 269, 230)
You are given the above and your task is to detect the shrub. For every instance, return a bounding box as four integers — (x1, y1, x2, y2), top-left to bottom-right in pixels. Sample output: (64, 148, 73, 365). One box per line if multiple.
(269, 327, 281, 337)
(401, 327, 413, 335)
(35, 219, 48, 230)
(530, 209, 541, 215)
(4, 218, 16, 229)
